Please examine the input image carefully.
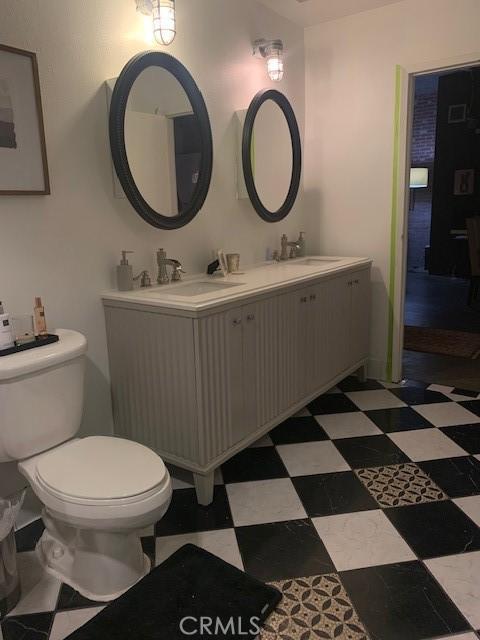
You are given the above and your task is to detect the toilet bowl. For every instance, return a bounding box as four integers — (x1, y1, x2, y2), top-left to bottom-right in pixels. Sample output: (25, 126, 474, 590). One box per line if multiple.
(0, 329, 172, 601)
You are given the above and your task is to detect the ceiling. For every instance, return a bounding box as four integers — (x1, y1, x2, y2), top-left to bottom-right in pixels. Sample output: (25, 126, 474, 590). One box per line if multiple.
(257, 0, 406, 27)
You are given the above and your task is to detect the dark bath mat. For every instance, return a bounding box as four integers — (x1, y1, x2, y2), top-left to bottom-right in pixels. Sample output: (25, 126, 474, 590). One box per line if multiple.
(66, 544, 281, 640)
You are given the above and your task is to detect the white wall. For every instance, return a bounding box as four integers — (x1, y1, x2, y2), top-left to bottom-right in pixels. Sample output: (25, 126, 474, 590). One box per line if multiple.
(304, 0, 480, 379)
(0, 0, 305, 444)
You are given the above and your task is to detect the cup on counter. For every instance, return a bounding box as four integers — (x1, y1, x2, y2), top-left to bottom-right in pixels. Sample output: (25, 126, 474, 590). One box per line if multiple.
(12, 315, 35, 345)
(226, 253, 240, 273)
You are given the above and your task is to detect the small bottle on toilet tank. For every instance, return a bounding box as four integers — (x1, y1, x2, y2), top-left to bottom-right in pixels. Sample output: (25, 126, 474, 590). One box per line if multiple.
(34, 297, 48, 337)
(0, 301, 15, 350)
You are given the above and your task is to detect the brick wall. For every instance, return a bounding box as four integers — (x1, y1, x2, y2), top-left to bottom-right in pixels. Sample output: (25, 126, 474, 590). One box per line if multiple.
(407, 91, 437, 271)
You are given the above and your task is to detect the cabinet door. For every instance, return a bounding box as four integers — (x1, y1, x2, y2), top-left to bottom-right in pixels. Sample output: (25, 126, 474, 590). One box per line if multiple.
(243, 291, 300, 435)
(350, 269, 371, 364)
(196, 309, 244, 462)
(306, 281, 330, 394)
(324, 274, 352, 378)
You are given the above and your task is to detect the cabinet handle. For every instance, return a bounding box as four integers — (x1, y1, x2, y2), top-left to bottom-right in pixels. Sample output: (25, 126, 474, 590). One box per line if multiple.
(246, 314, 255, 322)
(300, 296, 308, 303)
(310, 294, 317, 301)
(347, 281, 353, 287)
(232, 318, 242, 326)
(354, 279, 359, 284)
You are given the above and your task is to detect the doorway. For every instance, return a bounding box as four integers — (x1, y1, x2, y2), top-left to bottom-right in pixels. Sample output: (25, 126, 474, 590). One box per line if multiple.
(397, 63, 480, 391)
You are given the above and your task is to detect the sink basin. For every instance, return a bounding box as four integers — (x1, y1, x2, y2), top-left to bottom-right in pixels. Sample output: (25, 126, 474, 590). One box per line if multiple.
(147, 281, 244, 298)
(274, 258, 342, 267)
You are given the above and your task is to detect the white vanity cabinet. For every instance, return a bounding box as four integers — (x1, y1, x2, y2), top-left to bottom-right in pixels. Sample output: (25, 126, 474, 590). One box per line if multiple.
(103, 260, 371, 505)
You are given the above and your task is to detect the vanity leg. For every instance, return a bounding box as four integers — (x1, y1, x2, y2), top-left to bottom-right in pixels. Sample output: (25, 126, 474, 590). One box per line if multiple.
(357, 363, 368, 383)
(194, 472, 215, 506)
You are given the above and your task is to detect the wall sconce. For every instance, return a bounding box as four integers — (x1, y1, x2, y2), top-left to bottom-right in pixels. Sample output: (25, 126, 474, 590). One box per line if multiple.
(136, 0, 176, 46)
(253, 39, 284, 82)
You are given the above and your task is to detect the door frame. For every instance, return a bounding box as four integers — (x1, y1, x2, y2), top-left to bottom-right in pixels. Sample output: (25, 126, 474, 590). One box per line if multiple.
(388, 51, 480, 382)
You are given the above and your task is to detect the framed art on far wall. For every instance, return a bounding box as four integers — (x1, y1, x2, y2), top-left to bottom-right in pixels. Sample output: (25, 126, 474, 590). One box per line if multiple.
(0, 44, 50, 195)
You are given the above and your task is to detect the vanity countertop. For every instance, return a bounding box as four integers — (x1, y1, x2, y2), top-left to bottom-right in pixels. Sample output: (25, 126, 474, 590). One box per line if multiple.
(102, 256, 372, 313)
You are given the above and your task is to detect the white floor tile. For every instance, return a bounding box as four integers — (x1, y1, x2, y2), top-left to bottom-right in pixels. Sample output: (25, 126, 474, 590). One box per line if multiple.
(454, 496, 480, 527)
(316, 412, 382, 439)
(426, 551, 480, 629)
(312, 510, 415, 571)
(49, 607, 104, 640)
(155, 529, 243, 570)
(476, 455, 480, 462)
(381, 381, 403, 389)
(428, 384, 454, 395)
(276, 441, 350, 476)
(226, 478, 307, 527)
(346, 390, 407, 411)
(414, 402, 480, 428)
(431, 634, 479, 640)
(388, 428, 468, 461)
(7, 551, 61, 617)
(249, 434, 274, 447)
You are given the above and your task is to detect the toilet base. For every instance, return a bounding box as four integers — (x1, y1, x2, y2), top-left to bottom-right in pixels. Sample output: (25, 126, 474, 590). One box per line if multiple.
(36, 511, 151, 602)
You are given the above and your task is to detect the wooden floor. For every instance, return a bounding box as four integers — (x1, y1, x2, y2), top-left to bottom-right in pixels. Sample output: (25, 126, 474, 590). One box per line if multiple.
(403, 272, 480, 391)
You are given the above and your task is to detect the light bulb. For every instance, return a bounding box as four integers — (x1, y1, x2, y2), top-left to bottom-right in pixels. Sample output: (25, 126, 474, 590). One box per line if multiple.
(267, 51, 284, 82)
(152, 0, 176, 46)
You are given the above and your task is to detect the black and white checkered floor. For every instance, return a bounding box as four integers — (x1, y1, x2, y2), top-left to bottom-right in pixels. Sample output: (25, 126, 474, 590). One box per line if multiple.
(4, 377, 480, 640)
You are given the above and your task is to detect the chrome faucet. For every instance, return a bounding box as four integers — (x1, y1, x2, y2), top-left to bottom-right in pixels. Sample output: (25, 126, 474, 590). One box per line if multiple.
(157, 249, 186, 284)
(280, 234, 301, 260)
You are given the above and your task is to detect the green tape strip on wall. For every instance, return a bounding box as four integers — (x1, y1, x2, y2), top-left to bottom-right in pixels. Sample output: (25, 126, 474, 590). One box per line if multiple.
(387, 65, 403, 382)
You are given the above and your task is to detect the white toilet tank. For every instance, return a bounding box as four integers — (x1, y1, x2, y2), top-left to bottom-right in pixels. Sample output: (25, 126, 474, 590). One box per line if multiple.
(0, 329, 88, 462)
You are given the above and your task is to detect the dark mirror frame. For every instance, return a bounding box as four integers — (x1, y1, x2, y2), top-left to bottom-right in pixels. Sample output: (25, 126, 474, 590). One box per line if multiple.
(242, 89, 302, 223)
(109, 51, 213, 230)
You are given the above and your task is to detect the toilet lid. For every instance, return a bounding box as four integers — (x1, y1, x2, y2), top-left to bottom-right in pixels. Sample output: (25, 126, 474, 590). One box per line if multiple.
(36, 436, 167, 501)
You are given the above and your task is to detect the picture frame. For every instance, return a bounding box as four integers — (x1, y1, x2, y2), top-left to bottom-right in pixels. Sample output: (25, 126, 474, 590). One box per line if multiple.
(0, 44, 50, 195)
(454, 169, 475, 196)
(448, 104, 467, 124)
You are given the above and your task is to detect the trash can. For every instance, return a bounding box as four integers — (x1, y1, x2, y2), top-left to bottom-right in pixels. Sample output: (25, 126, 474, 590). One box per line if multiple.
(0, 492, 24, 618)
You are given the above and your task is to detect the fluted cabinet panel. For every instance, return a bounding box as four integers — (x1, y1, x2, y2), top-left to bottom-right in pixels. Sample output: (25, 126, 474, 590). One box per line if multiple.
(104, 307, 199, 463)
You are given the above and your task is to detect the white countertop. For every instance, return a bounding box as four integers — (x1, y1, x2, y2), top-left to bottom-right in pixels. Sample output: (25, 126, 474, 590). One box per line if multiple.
(102, 256, 372, 312)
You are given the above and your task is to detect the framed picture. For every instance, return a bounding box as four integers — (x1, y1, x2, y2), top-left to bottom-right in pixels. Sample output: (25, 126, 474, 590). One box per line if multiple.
(454, 169, 475, 196)
(0, 44, 50, 194)
(448, 104, 467, 124)
(217, 249, 228, 277)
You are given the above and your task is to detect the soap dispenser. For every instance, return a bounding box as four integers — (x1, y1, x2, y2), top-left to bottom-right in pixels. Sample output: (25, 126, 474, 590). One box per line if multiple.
(297, 232, 306, 257)
(117, 251, 134, 291)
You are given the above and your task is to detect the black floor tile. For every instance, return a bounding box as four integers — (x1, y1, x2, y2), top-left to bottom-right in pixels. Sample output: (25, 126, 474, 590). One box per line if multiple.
(235, 519, 335, 582)
(155, 486, 232, 536)
(307, 393, 359, 416)
(419, 456, 480, 497)
(340, 561, 470, 640)
(454, 388, 479, 398)
(14, 519, 44, 553)
(460, 399, 480, 417)
(56, 583, 105, 611)
(334, 435, 410, 469)
(292, 471, 378, 517)
(337, 376, 384, 392)
(365, 407, 433, 433)
(389, 387, 450, 405)
(221, 447, 288, 483)
(385, 501, 480, 559)
(141, 536, 156, 566)
(1, 613, 54, 640)
(441, 424, 480, 455)
(269, 416, 328, 445)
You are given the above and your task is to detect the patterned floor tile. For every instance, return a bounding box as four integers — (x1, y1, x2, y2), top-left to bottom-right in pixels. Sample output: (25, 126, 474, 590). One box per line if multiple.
(356, 463, 447, 508)
(260, 574, 369, 640)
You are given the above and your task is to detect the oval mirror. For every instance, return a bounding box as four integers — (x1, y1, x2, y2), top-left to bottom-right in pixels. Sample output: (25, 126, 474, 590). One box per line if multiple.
(242, 89, 301, 222)
(110, 52, 213, 230)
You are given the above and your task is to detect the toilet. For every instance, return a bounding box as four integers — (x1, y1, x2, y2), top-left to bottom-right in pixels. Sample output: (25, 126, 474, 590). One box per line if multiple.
(0, 329, 172, 601)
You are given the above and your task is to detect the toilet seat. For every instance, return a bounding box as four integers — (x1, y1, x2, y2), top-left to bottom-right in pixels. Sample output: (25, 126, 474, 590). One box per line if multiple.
(35, 436, 167, 506)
